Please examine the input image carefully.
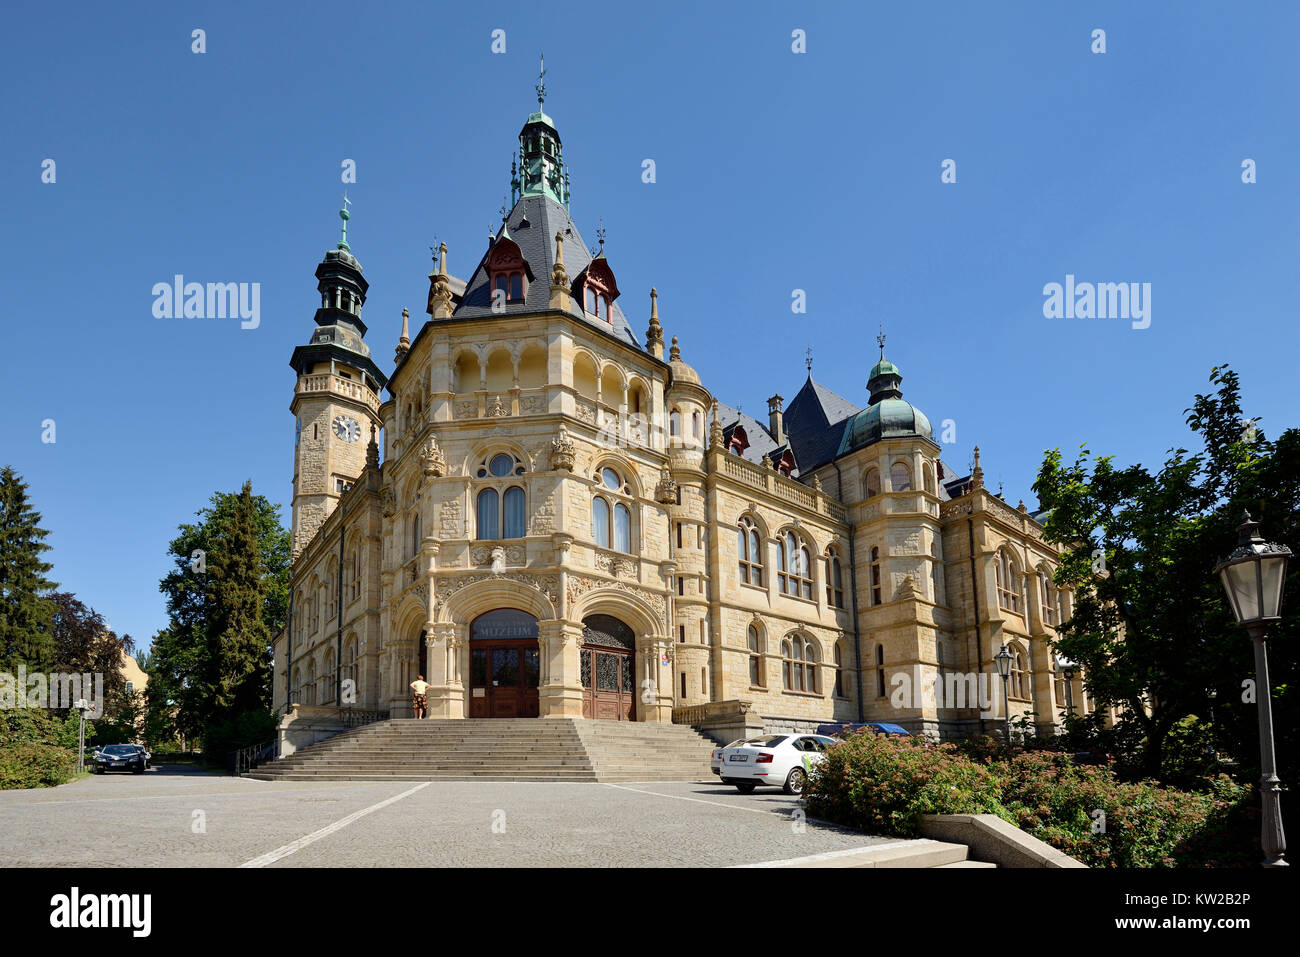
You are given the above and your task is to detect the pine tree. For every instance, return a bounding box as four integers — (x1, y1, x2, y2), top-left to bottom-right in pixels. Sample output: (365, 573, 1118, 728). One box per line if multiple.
(0, 466, 57, 672)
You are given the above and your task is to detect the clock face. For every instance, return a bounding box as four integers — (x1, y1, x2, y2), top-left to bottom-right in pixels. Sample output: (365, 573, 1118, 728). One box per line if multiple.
(332, 415, 361, 443)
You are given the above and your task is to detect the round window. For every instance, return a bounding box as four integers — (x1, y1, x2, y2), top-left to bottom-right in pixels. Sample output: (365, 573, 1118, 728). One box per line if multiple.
(601, 468, 620, 491)
(489, 454, 514, 477)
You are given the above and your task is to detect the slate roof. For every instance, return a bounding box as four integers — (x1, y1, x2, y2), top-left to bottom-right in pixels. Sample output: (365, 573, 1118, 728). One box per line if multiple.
(716, 402, 789, 472)
(782, 375, 863, 473)
(447, 193, 642, 351)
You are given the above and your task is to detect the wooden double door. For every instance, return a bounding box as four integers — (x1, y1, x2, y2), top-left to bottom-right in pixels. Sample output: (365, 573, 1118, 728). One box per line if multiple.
(469, 640, 540, 718)
(580, 644, 636, 721)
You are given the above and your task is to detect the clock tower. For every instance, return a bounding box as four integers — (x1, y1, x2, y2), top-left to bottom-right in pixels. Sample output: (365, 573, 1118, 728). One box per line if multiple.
(288, 202, 388, 556)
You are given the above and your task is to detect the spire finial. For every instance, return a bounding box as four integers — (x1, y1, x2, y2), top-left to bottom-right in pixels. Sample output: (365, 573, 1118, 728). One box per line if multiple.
(669, 335, 681, 362)
(438, 241, 448, 277)
(877, 322, 886, 359)
(396, 306, 411, 360)
(805, 345, 813, 374)
(595, 218, 606, 254)
(536, 53, 547, 109)
(338, 192, 352, 250)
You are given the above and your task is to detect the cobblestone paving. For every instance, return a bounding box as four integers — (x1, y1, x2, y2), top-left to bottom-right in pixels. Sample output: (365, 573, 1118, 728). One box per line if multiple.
(0, 765, 889, 867)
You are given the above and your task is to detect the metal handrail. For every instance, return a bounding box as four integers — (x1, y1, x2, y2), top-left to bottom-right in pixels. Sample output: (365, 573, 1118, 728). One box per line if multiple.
(233, 738, 278, 775)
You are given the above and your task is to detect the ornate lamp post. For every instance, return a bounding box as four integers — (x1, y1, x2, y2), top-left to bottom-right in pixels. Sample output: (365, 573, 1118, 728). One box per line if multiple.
(1056, 653, 1076, 717)
(995, 644, 1014, 747)
(1215, 510, 1291, 868)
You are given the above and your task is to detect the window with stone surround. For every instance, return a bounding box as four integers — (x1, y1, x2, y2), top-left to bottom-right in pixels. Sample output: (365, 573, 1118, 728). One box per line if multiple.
(869, 546, 882, 605)
(781, 634, 819, 694)
(737, 516, 764, 587)
(890, 461, 912, 493)
(591, 465, 632, 553)
(995, 548, 1021, 614)
(825, 547, 845, 608)
(776, 529, 813, 600)
(747, 623, 765, 688)
(863, 467, 881, 498)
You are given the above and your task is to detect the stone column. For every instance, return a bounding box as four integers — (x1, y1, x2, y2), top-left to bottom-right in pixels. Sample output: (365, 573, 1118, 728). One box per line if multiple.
(425, 622, 463, 718)
(640, 635, 675, 723)
(539, 620, 584, 718)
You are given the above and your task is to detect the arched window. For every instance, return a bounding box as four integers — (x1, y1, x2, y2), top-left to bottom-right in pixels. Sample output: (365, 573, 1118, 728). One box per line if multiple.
(1012, 649, 1029, 700)
(747, 624, 764, 687)
(863, 468, 881, 498)
(592, 496, 610, 548)
(476, 488, 499, 540)
(869, 546, 882, 606)
(777, 530, 813, 600)
(825, 548, 844, 608)
(890, 461, 912, 492)
(669, 409, 681, 438)
(996, 549, 1020, 613)
(591, 466, 633, 553)
(780, 636, 818, 693)
(306, 660, 317, 706)
(504, 486, 526, 538)
(585, 287, 597, 313)
(833, 642, 850, 698)
(692, 411, 702, 440)
(923, 462, 936, 495)
(737, 516, 763, 586)
(875, 644, 885, 698)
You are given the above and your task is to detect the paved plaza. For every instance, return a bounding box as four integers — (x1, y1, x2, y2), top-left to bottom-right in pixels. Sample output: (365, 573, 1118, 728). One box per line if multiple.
(0, 764, 892, 868)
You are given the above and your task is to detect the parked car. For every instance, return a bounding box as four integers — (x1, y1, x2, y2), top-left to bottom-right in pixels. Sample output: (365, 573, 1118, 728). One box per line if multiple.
(816, 722, 911, 738)
(718, 734, 837, 795)
(93, 744, 147, 774)
(124, 744, 151, 769)
(710, 740, 744, 777)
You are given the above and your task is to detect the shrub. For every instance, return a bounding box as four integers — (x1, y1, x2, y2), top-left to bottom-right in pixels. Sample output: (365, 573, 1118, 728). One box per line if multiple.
(201, 708, 278, 765)
(804, 732, 1008, 837)
(0, 742, 78, 789)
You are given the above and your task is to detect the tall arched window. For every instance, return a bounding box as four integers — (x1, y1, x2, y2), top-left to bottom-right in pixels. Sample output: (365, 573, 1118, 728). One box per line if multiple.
(870, 546, 882, 606)
(923, 462, 936, 495)
(591, 466, 633, 553)
(996, 549, 1021, 613)
(780, 635, 820, 693)
(737, 516, 763, 586)
(890, 461, 912, 492)
(875, 644, 885, 698)
(777, 530, 813, 600)
(825, 548, 844, 608)
(476, 488, 500, 540)
(863, 468, 881, 498)
(504, 486, 526, 538)
(747, 624, 764, 687)
(833, 642, 850, 698)
(669, 409, 681, 439)
(1011, 646, 1029, 700)
(592, 496, 610, 548)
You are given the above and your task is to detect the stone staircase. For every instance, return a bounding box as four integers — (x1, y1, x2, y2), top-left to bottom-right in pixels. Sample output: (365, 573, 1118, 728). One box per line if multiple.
(246, 718, 717, 783)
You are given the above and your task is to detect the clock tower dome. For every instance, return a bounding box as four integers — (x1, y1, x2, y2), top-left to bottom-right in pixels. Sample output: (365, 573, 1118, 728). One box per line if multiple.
(288, 201, 389, 556)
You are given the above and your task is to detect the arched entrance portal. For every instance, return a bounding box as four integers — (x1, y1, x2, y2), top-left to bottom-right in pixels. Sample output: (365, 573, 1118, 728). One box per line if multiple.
(469, 609, 540, 718)
(581, 614, 636, 721)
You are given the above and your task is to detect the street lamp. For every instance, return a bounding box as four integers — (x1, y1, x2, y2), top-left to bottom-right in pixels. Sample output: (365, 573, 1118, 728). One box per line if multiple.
(1056, 653, 1076, 717)
(994, 644, 1014, 747)
(73, 699, 88, 773)
(1216, 510, 1291, 869)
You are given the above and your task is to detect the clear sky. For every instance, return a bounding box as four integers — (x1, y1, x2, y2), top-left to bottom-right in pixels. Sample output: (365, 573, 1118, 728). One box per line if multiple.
(3, 1, 1296, 648)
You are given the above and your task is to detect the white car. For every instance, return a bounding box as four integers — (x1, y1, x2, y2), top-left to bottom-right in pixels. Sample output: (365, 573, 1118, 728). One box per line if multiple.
(718, 734, 837, 795)
(710, 740, 744, 777)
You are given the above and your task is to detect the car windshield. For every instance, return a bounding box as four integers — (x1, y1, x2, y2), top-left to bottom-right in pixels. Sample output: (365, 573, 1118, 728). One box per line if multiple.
(102, 746, 135, 755)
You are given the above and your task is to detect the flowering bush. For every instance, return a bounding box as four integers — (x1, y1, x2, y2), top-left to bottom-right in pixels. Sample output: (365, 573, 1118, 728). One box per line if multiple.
(803, 731, 1255, 867)
(803, 731, 1008, 837)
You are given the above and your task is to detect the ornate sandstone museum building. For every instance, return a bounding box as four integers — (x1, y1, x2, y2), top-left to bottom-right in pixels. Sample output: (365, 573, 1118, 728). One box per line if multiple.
(271, 81, 1102, 744)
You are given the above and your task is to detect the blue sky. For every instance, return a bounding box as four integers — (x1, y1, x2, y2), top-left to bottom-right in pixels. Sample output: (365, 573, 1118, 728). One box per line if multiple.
(3, 1, 1297, 648)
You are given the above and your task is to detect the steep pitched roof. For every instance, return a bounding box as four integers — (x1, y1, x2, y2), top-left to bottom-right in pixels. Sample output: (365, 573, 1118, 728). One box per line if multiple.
(783, 375, 863, 473)
(449, 193, 642, 350)
(716, 402, 795, 474)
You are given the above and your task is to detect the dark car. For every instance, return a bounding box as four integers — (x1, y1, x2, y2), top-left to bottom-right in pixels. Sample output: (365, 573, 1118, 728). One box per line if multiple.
(816, 722, 912, 738)
(124, 744, 151, 769)
(94, 744, 146, 774)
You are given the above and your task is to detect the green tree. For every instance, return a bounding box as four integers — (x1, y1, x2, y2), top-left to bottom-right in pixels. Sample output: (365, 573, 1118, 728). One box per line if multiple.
(49, 591, 134, 706)
(0, 466, 57, 672)
(152, 483, 289, 741)
(1033, 366, 1297, 786)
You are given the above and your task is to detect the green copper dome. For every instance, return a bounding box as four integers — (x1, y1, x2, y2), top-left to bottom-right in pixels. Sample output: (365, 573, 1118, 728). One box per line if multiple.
(837, 399, 933, 455)
(869, 357, 900, 380)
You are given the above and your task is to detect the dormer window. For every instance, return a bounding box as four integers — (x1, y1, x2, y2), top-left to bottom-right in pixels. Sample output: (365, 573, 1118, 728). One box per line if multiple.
(486, 234, 532, 307)
(493, 271, 525, 303)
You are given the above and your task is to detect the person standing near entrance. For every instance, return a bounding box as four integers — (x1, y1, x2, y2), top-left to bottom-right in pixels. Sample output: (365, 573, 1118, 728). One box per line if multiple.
(410, 675, 430, 719)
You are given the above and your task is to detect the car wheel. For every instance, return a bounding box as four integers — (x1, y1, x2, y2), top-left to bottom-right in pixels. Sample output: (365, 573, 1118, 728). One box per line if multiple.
(734, 781, 758, 794)
(784, 768, 807, 795)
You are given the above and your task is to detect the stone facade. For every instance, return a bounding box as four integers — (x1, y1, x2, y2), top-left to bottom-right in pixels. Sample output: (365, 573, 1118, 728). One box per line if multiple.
(271, 94, 1107, 742)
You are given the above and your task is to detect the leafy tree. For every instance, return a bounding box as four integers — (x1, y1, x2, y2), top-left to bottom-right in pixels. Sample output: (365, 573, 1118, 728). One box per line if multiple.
(1033, 366, 1297, 788)
(151, 483, 289, 742)
(49, 591, 134, 706)
(0, 466, 57, 672)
